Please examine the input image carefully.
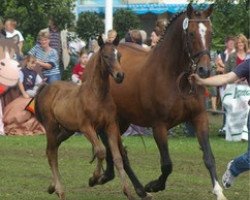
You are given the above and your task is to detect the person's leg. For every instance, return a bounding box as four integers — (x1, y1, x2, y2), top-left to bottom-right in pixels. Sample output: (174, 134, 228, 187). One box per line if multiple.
(222, 113, 250, 188)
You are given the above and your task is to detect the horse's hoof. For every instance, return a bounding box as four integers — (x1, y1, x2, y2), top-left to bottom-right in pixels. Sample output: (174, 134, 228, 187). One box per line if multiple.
(141, 193, 153, 200)
(89, 176, 98, 187)
(145, 180, 165, 193)
(47, 185, 55, 194)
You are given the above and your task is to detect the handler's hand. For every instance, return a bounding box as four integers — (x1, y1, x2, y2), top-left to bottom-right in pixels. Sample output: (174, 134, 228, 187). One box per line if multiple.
(189, 74, 204, 85)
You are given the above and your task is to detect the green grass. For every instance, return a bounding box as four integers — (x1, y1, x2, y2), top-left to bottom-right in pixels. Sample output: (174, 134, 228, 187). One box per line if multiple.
(0, 114, 249, 200)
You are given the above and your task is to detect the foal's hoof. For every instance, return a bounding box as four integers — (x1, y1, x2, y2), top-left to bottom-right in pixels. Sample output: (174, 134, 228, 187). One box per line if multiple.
(47, 185, 55, 194)
(98, 173, 115, 185)
(145, 180, 165, 193)
(141, 193, 153, 200)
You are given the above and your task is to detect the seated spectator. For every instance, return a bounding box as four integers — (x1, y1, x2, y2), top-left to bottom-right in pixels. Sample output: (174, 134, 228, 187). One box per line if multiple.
(4, 18, 24, 55)
(18, 55, 43, 98)
(71, 49, 89, 84)
(29, 30, 61, 84)
(150, 29, 160, 48)
(125, 30, 142, 45)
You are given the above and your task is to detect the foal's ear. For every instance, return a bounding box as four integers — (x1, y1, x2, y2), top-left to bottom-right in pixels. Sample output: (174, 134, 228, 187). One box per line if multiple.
(97, 35, 104, 47)
(113, 35, 120, 46)
(187, 3, 194, 19)
(204, 4, 213, 18)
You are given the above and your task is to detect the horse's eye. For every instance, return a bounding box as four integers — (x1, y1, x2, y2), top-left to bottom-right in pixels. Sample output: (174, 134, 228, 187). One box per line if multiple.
(0, 62, 5, 66)
(104, 55, 109, 59)
(189, 32, 195, 38)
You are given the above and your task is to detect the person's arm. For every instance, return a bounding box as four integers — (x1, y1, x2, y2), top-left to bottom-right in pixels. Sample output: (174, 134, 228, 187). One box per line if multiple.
(18, 81, 30, 98)
(191, 72, 239, 87)
(35, 60, 53, 69)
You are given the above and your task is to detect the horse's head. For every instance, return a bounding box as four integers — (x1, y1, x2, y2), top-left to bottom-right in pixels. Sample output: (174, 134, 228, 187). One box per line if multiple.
(184, 4, 213, 78)
(97, 35, 124, 84)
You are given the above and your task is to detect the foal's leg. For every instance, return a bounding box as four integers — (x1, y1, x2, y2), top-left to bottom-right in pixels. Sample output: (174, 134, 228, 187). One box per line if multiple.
(81, 126, 106, 186)
(98, 129, 151, 199)
(105, 122, 134, 200)
(45, 123, 66, 200)
(145, 124, 173, 193)
(192, 113, 227, 200)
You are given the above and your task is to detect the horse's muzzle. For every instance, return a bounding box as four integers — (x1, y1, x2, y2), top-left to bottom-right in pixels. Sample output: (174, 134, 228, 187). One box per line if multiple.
(197, 66, 210, 78)
(114, 72, 125, 84)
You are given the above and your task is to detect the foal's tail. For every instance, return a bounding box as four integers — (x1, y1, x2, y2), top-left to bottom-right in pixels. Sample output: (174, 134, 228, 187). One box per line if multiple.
(35, 83, 47, 123)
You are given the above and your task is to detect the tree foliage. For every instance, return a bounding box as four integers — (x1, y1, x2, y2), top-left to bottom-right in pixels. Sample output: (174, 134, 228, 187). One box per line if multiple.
(113, 9, 141, 38)
(208, 0, 249, 50)
(0, 0, 75, 38)
(76, 12, 104, 42)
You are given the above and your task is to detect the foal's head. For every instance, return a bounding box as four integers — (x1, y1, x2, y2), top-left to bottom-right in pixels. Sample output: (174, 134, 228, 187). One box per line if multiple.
(184, 4, 213, 78)
(97, 35, 124, 83)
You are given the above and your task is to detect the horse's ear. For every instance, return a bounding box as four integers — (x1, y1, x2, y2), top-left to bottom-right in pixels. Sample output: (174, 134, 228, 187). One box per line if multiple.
(97, 35, 104, 47)
(113, 35, 120, 46)
(187, 3, 193, 18)
(204, 4, 213, 18)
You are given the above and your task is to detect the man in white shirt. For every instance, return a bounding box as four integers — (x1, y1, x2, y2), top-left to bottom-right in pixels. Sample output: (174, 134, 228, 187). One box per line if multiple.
(4, 19, 24, 55)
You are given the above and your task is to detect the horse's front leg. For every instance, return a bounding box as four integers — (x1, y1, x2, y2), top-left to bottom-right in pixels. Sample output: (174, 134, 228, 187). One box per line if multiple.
(145, 124, 172, 193)
(98, 130, 152, 200)
(192, 112, 227, 200)
(45, 124, 66, 200)
(81, 126, 106, 187)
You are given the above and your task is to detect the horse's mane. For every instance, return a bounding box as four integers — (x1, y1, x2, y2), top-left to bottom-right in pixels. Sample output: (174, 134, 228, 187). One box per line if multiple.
(157, 10, 186, 45)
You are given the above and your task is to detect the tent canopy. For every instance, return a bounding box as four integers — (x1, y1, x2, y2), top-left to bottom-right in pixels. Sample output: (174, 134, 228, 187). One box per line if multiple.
(76, 1, 210, 15)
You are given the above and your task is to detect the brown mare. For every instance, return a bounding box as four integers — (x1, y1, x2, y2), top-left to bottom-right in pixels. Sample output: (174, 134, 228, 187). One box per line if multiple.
(97, 4, 227, 200)
(34, 36, 147, 200)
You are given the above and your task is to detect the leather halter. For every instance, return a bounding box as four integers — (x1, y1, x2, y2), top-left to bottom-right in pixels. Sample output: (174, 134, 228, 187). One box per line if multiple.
(184, 18, 211, 73)
(177, 17, 211, 97)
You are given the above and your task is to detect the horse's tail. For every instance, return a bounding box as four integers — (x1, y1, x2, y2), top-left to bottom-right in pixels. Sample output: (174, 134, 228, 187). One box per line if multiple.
(35, 83, 47, 123)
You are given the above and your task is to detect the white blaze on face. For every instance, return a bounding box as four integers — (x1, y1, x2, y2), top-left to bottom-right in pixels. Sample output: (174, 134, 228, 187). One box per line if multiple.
(198, 23, 207, 48)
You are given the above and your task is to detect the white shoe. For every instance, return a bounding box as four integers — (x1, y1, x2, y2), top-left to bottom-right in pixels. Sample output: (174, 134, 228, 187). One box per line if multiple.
(222, 160, 235, 189)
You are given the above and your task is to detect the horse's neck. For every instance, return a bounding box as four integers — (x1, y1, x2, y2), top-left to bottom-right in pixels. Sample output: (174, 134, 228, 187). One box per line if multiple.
(83, 55, 110, 99)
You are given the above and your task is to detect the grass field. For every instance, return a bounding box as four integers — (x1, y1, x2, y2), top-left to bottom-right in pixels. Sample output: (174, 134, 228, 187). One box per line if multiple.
(0, 114, 249, 200)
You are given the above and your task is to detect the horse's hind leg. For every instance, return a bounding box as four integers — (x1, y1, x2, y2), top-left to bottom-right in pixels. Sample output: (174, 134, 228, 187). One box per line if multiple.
(45, 123, 66, 200)
(192, 113, 227, 200)
(145, 124, 172, 193)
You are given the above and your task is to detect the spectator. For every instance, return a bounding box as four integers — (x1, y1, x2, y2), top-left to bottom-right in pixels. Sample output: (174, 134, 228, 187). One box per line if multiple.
(41, 17, 69, 76)
(71, 49, 88, 84)
(225, 34, 248, 72)
(68, 32, 86, 65)
(190, 59, 250, 189)
(106, 29, 117, 43)
(215, 36, 235, 136)
(139, 30, 150, 50)
(29, 30, 61, 84)
(18, 55, 43, 98)
(4, 18, 24, 55)
(150, 29, 160, 48)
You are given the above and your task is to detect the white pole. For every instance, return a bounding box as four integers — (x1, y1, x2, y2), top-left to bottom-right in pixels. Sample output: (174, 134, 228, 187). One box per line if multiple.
(105, 0, 113, 37)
